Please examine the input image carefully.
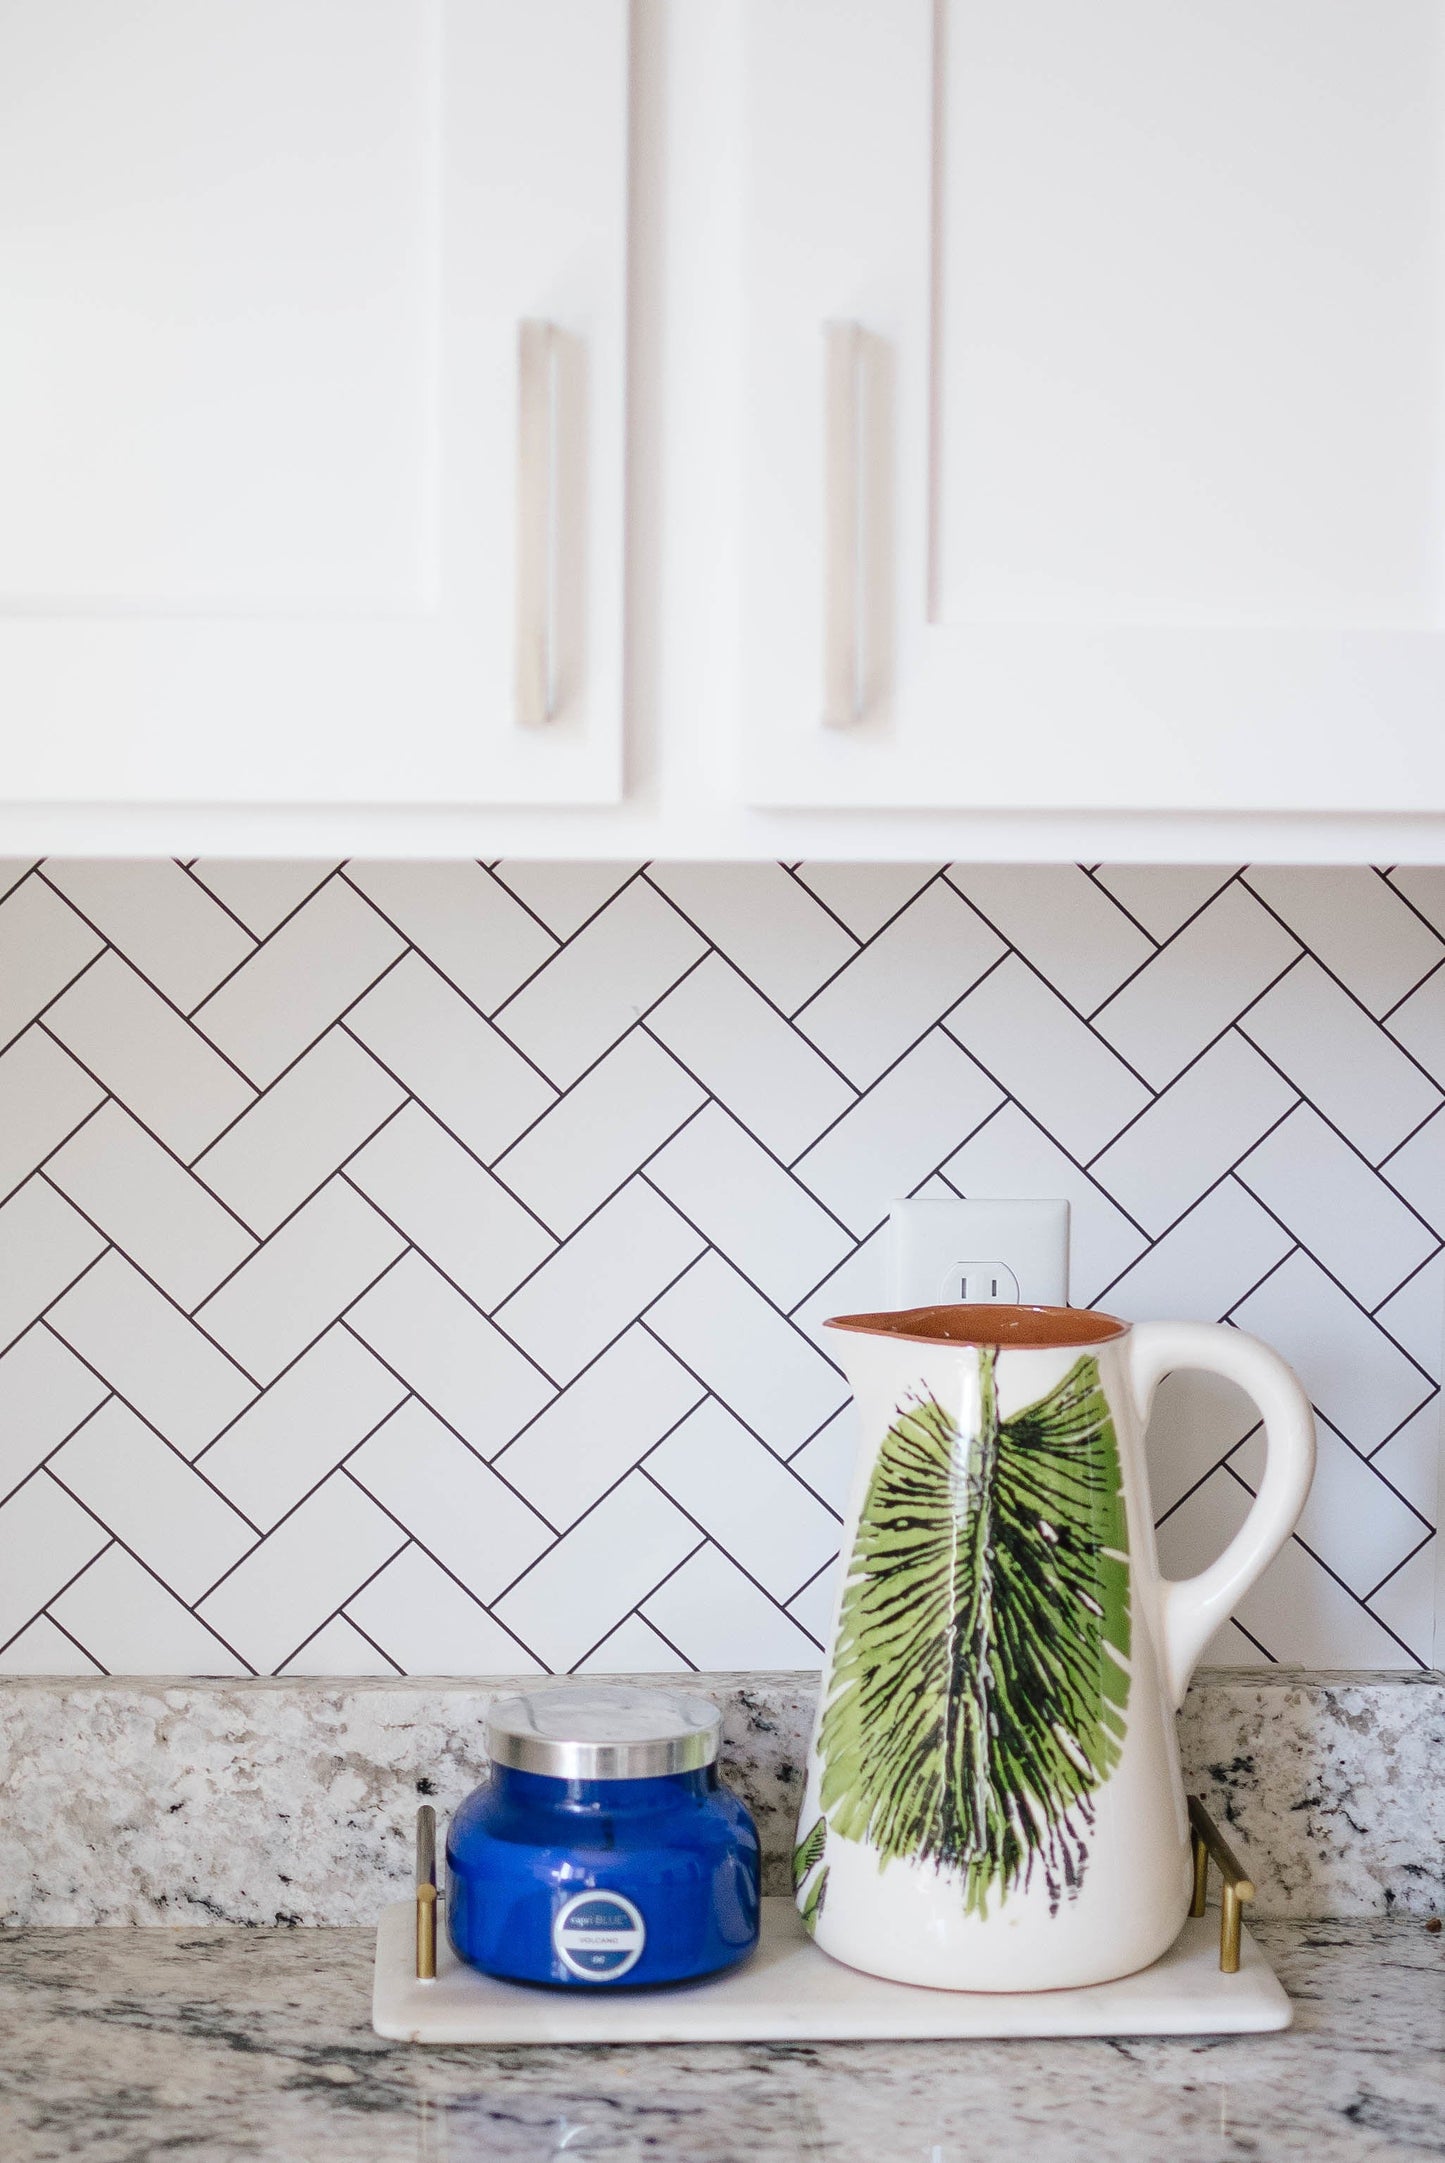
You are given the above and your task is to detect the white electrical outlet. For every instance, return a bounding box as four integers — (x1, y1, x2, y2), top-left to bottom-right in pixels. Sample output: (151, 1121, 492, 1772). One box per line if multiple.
(941, 1260, 1021, 1303)
(886, 1199, 1070, 1307)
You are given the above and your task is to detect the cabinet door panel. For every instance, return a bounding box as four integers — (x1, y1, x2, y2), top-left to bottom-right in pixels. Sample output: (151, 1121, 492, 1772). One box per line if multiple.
(0, 0, 627, 806)
(740, 0, 1445, 813)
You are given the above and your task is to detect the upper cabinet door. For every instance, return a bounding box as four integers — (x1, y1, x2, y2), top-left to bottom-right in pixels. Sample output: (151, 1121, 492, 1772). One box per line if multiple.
(0, 0, 628, 807)
(739, 0, 1445, 814)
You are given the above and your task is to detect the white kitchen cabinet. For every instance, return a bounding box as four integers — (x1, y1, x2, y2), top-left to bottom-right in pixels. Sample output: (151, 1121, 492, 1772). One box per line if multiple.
(736, 0, 1445, 818)
(8, 0, 1445, 864)
(0, 0, 629, 809)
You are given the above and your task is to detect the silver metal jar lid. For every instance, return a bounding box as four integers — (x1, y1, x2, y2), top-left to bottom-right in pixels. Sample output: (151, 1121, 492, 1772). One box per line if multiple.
(485, 1684, 722, 1781)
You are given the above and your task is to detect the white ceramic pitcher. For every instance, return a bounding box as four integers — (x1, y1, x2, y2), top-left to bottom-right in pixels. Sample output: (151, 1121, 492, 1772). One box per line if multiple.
(793, 1303, 1315, 1992)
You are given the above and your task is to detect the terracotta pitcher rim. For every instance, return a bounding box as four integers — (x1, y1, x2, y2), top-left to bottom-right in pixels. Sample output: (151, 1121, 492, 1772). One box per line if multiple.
(824, 1301, 1130, 1349)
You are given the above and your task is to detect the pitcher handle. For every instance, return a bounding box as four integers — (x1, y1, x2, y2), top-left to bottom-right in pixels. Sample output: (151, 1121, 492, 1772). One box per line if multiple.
(1128, 1321, 1316, 1708)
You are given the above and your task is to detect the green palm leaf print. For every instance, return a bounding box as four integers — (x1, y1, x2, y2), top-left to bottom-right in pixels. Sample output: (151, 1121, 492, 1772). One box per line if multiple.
(793, 1815, 828, 1932)
(816, 1349, 1130, 1917)
(792, 1816, 826, 1891)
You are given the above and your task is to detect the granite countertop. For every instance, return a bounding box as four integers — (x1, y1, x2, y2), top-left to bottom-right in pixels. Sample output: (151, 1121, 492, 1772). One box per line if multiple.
(0, 1920, 1439, 2163)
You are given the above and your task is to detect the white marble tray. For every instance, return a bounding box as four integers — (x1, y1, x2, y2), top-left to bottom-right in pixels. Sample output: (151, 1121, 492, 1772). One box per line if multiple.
(372, 1895, 1291, 2042)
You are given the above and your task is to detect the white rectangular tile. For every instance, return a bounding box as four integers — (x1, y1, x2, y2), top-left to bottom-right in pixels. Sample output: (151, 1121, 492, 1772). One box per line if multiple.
(1374, 1254, 1445, 1379)
(282, 1612, 397, 1677)
(47, 1253, 256, 1456)
(186, 861, 337, 938)
(346, 954, 554, 1162)
(0, 860, 38, 905)
(948, 865, 1153, 1013)
(49, 1547, 249, 1675)
(0, 1612, 102, 1676)
(1198, 1619, 1274, 1667)
(1242, 959, 1443, 1161)
(1101, 1179, 1293, 1321)
(1379, 1106, 1445, 1230)
(1145, 1368, 1264, 1520)
(646, 1108, 849, 1309)
(647, 865, 855, 1013)
(787, 1228, 889, 1355)
(1090, 1032, 1299, 1238)
(787, 1565, 838, 1647)
(646, 956, 855, 1162)
(0, 877, 102, 1052)
(0, 1473, 109, 1649)
(1233, 1252, 1433, 1453)
(196, 1326, 407, 1532)
(491, 863, 640, 940)
(1089, 866, 1237, 942)
(348, 1399, 553, 1594)
(494, 879, 706, 1088)
(495, 1179, 706, 1385)
(0, 1178, 106, 1351)
(344, 862, 556, 1012)
(1092, 883, 1300, 1087)
(1386, 967, 1445, 1087)
(493, 1032, 704, 1237)
(1233, 1419, 1426, 1601)
(494, 1325, 704, 1530)
(794, 879, 1004, 1086)
(349, 1253, 553, 1451)
(791, 864, 937, 940)
(50, 1399, 256, 1603)
(1370, 1402, 1443, 1520)
(348, 1104, 553, 1309)
(1367, 1539, 1437, 1666)
(0, 1028, 103, 1201)
(1244, 868, 1443, 1017)
(0, 1325, 108, 1502)
(192, 876, 404, 1085)
(793, 1030, 1003, 1237)
(47, 1104, 255, 1308)
(198, 1470, 405, 1676)
(345, 1544, 543, 1676)
(640, 1545, 823, 1667)
(947, 957, 1151, 1161)
(1236, 1106, 1436, 1309)
(194, 1031, 405, 1236)
(645, 1254, 846, 1453)
(1385, 867, 1445, 940)
(575, 1613, 689, 1675)
(941, 1103, 1148, 1305)
(647, 1401, 839, 1600)
(42, 861, 253, 1011)
(493, 1472, 699, 1672)
(196, 1180, 405, 1383)
(44, 952, 256, 1159)
(1156, 1470, 1416, 1667)
(787, 1404, 860, 1516)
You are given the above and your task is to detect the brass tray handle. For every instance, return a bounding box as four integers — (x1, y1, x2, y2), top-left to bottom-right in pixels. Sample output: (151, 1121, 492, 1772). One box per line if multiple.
(416, 1804, 439, 1981)
(1188, 1795, 1257, 1974)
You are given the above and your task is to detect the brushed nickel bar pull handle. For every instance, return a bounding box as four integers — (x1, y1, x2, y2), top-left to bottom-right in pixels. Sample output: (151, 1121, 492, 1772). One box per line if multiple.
(822, 321, 863, 728)
(515, 320, 558, 727)
(416, 1803, 438, 1982)
(1188, 1794, 1256, 1974)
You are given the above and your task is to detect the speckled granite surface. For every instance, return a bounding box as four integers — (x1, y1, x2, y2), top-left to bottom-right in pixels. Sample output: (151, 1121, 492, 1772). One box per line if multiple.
(0, 1920, 1441, 2163)
(0, 1670, 1440, 1925)
(1180, 1669, 1445, 1919)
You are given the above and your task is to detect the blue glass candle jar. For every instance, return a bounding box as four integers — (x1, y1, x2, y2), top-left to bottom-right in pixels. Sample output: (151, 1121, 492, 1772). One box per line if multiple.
(446, 1685, 761, 1989)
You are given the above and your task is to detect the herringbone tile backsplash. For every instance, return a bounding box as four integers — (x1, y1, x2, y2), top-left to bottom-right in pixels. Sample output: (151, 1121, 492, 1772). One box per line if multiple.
(0, 859, 1439, 1676)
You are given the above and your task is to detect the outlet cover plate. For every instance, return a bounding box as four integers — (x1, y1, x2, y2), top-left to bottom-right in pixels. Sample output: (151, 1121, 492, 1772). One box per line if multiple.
(887, 1198, 1070, 1308)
